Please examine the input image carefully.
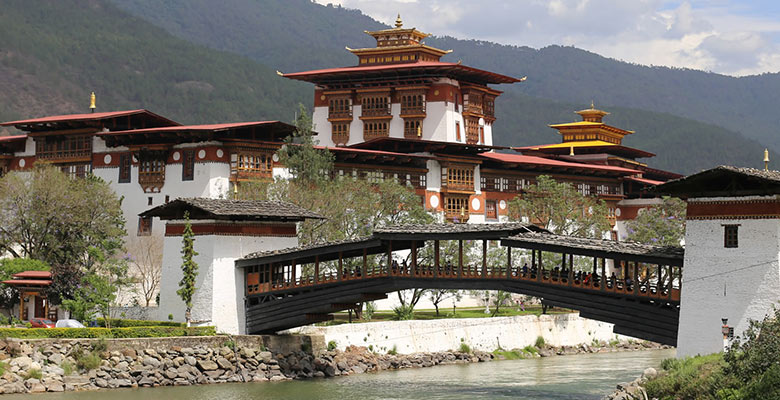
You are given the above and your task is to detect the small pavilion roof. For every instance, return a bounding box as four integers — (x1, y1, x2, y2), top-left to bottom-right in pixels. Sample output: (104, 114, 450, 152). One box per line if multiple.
(515, 140, 655, 159)
(479, 152, 640, 176)
(2, 270, 53, 288)
(501, 232, 684, 265)
(12, 271, 52, 279)
(281, 61, 522, 86)
(99, 121, 296, 147)
(654, 165, 780, 199)
(140, 198, 324, 222)
(1, 109, 179, 133)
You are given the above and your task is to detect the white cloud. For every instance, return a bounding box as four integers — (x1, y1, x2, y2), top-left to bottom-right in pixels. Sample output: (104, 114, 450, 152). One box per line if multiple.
(314, 0, 780, 76)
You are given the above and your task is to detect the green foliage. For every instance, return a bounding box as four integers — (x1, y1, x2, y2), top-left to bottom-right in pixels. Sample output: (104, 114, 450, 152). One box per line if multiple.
(92, 338, 108, 353)
(723, 306, 780, 385)
(508, 175, 610, 237)
(363, 301, 376, 321)
(387, 345, 397, 355)
(391, 304, 415, 321)
(177, 211, 199, 326)
(75, 351, 102, 371)
(97, 318, 184, 328)
(224, 340, 236, 351)
(458, 342, 471, 354)
(522, 345, 538, 355)
(276, 103, 334, 184)
(0, 326, 216, 339)
(168, 314, 174, 321)
(61, 360, 75, 376)
(0, 361, 7, 376)
(23, 368, 42, 380)
(626, 197, 686, 245)
(534, 336, 546, 348)
(645, 354, 734, 399)
(493, 349, 526, 360)
(62, 273, 118, 323)
(327, 340, 338, 351)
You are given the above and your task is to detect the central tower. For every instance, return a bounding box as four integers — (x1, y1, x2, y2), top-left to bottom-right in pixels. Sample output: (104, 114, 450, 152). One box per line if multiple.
(281, 16, 522, 147)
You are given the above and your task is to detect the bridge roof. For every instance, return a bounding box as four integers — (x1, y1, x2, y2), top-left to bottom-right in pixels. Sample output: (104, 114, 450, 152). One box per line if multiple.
(501, 232, 684, 265)
(373, 223, 547, 240)
(237, 237, 418, 266)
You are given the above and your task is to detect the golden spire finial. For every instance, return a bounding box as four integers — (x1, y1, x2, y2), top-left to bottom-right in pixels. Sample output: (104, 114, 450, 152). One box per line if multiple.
(765, 148, 770, 171)
(590, 100, 594, 109)
(89, 92, 96, 112)
(395, 13, 403, 28)
(570, 145, 575, 156)
(417, 125, 422, 137)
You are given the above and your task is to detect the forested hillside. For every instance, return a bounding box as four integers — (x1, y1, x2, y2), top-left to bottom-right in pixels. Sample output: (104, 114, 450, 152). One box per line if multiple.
(0, 0, 774, 174)
(0, 0, 310, 125)
(111, 0, 780, 155)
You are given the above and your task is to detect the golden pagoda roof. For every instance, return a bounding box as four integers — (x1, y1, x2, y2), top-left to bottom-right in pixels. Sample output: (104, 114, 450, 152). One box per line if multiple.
(548, 121, 634, 135)
(347, 44, 451, 55)
(528, 140, 617, 149)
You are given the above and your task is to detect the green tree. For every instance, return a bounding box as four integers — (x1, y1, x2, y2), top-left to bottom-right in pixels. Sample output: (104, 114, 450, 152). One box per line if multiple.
(61, 273, 116, 324)
(625, 196, 686, 246)
(428, 290, 462, 316)
(176, 211, 199, 327)
(276, 103, 334, 184)
(508, 175, 610, 238)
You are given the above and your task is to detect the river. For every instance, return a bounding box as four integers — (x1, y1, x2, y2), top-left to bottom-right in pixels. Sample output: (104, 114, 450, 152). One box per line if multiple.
(5, 349, 674, 400)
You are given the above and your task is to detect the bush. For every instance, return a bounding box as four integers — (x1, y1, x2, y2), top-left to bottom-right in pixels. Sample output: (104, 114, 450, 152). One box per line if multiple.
(459, 342, 471, 354)
(493, 349, 524, 360)
(0, 361, 7, 376)
(0, 326, 216, 339)
(97, 318, 184, 328)
(534, 336, 545, 348)
(23, 368, 42, 380)
(75, 352, 101, 371)
(387, 345, 397, 355)
(391, 304, 414, 320)
(522, 345, 538, 355)
(645, 354, 733, 399)
(363, 301, 376, 321)
(61, 360, 74, 376)
(327, 340, 337, 351)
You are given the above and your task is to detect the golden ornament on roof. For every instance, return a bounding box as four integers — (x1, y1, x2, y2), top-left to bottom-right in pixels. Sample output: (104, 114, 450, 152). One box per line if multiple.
(89, 92, 96, 110)
(395, 14, 403, 28)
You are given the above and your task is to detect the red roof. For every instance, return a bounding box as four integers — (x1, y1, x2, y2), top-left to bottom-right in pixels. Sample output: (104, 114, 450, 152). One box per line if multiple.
(1, 279, 52, 287)
(624, 176, 664, 186)
(283, 61, 522, 85)
(480, 152, 640, 174)
(1, 109, 180, 129)
(323, 146, 432, 159)
(100, 121, 285, 136)
(0, 134, 27, 142)
(12, 271, 52, 279)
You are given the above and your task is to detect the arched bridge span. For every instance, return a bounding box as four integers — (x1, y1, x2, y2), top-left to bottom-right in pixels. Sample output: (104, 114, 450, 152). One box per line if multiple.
(236, 224, 683, 346)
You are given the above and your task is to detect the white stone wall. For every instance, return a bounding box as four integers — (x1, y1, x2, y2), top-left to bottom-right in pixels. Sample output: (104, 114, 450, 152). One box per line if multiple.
(677, 211, 780, 357)
(294, 313, 632, 353)
(158, 227, 297, 334)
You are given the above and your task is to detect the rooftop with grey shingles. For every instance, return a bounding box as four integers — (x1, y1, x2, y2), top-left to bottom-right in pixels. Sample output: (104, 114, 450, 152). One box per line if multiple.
(140, 197, 324, 221)
(502, 232, 684, 264)
(373, 223, 548, 239)
(654, 165, 780, 198)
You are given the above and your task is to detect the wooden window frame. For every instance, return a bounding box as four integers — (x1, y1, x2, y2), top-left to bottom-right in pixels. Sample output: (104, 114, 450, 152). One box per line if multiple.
(182, 149, 195, 181)
(118, 153, 131, 183)
(403, 119, 423, 139)
(233, 151, 273, 179)
(137, 217, 152, 236)
(724, 225, 739, 248)
(332, 123, 350, 146)
(35, 135, 92, 161)
(138, 153, 166, 192)
(445, 195, 469, 220)
(485, 200, 497, 220)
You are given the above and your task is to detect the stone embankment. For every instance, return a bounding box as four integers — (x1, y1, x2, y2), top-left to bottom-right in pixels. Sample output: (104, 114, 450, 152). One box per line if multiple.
(0, 336, 668, 394)
(602, 367, 659, 400)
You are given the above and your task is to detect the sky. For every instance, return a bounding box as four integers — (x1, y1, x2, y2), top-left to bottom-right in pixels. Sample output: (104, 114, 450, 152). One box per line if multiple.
(313, 0, 780, 77)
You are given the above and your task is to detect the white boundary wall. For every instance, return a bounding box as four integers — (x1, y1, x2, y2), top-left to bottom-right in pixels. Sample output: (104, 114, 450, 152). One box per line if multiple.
(294, 313, 632, 354)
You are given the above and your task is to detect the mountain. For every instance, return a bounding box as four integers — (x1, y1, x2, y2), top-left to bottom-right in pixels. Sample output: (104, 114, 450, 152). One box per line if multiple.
(109, 0, 780, 160)
(0, 0, 774, 174)
(0, 0, 310, 126)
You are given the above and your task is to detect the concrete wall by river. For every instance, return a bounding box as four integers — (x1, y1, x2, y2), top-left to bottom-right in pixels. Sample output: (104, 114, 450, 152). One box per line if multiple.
(293, 313, 633, 353)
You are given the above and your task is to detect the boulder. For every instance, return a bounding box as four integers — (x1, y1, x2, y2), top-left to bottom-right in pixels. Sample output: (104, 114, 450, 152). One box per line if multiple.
(143, 356, 161, 368)
(48, 353, 64, 365)
(197, 360, 219, 371)
(216, 357, 233, 370)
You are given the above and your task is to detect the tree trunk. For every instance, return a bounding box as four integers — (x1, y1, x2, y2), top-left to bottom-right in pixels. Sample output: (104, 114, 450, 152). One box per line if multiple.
(185, 309, 191, 327)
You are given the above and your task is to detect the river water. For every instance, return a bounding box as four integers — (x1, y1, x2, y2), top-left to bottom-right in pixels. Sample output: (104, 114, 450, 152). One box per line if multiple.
(6, 349, 674, 400)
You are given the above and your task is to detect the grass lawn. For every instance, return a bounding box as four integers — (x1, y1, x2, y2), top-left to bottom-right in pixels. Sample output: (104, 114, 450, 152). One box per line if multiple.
(322, 305, 572, 325)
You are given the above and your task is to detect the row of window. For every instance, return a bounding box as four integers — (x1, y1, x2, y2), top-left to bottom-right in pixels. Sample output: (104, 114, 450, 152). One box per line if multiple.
(118, 150, 196, 186)
(442, 166, 475, 191)
(35, 135, 92, 160)
(332, 167, 427, 188)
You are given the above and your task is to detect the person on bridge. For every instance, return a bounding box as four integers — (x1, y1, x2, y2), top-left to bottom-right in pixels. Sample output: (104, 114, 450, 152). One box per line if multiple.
(522, 263, 528, 277)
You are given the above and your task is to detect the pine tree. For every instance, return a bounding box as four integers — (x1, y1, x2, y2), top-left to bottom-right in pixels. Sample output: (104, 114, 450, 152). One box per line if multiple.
(176, 211, 199, 327)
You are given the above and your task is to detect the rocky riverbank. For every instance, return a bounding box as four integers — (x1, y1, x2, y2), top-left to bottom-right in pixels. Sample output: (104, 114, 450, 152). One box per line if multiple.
(602, 367, 659, 400)
(0, 336, 669, 394)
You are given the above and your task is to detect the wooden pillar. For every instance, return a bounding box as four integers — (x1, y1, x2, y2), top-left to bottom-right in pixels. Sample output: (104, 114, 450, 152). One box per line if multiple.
(19, 292, 24, 321)
(338, 251, 343, 281)
(482, 240, 487, 277)
(506, 247, 512, 278)
(44, 297, 49, 321)
(291, 259, 296, 285)
(537, 250, 543, 282)
(387, 241, 393, 276)
(434, 240, 440, 277)
(411, 241, 418, 277)
(531, 248, 536, 270)
(458, 240, 463, 278)
(656, 264, 662, 294)
(314, 256, 320, 283)
(668, 265, 674, 300)
(568, 254, 574, 286)
(362, 248, 368, 278)
(632, 262, 639, 295)
(600, 258, 606, 291)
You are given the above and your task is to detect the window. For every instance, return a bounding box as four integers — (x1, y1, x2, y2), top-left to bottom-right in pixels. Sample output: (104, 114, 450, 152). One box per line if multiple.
(118, 153, 131, 183)
(361, 95, 390, 117)
(137, 217, 152, 236)
(442, 165, 474, 191)
(138, 154, 166, 193)
(479, 126, 485, 144)
(445, 196, 469, 220)
(165, 195, 170, 203)
(35, 135, 91, 160)
(485, 200, 497, 220)
(182, 150, 195, 181)
(332, 123, 350, 146)
(455, 121, 461, 141)
(485, 97, 495, 117)
(465, 117, 480, 144)
(404, 119, 422, 138)
(233, 152, 273, 179)
(59, 163, 91, 179)
(724, 225, 739, 248)
(328, 98, 352, 119)
(363, 122, 389, 139)
(400, 93, 425, 115)
(147, 197, 153, 206)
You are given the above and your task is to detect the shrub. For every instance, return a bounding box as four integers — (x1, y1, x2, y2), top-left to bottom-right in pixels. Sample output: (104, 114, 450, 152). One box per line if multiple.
(645, 353, 733, 399)
(168, 314, 174, 321)
(223, 339, 236, 350)
(61, 360, 75, 376)
(0, 326, 216, 339)
(534, 336, 545, 348)
(0, 361, 7, 376)
(92, 338, 108, 353)
(459, 342, 471, 354)
(363, 301, 376, 321)
(97, 318, 184, 328)
(23, 368, 42, 380)
(75, 352, 101, 371)
(387, 345, 397, 355)
(522, 345, 538, 355)
(327, 340, 337, 351)
(391, 304, 414, 320)
(493, 349, 523, 360)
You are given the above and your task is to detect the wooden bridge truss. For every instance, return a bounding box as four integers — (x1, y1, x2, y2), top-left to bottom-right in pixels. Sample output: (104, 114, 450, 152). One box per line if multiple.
(236, 224, 683, 345)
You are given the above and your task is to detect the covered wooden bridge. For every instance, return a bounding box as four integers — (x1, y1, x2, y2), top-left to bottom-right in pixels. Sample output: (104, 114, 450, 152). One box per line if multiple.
(236, 223, 683, 345)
